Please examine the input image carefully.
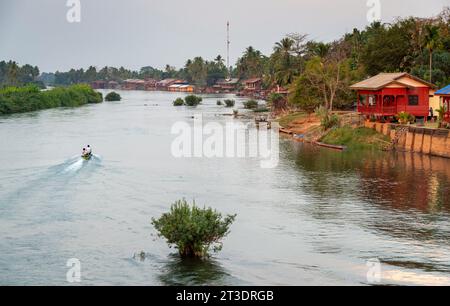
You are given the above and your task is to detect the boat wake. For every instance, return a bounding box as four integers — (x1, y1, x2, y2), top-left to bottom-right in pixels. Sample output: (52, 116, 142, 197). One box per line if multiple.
(0, 154, 103, 211)
(62, 154, 102, 174)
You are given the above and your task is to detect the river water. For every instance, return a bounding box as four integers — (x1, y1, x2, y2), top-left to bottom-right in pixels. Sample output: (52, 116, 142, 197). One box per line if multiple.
(1, 90, 449, 286)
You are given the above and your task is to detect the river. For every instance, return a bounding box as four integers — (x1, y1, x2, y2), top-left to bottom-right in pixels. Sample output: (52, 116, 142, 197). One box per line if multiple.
(1, 90, 449, 286)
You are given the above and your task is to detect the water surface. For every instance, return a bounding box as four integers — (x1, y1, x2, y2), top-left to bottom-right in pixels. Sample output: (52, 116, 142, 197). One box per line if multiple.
(1, 90, 449, 286)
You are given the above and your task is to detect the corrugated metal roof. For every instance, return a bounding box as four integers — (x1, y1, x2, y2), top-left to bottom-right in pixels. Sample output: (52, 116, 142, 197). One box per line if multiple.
(435, 85, 450, 95)
(350, 73, 435, 90)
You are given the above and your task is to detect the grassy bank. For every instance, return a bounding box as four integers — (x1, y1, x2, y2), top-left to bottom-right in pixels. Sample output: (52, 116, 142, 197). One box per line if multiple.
(276, 112, 308, 128)
(321, 126, 391, 150)
(0, 84, 103, 115)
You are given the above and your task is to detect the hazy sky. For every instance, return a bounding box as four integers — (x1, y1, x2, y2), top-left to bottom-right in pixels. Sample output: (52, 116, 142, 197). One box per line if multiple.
(0, 0, 448, 72)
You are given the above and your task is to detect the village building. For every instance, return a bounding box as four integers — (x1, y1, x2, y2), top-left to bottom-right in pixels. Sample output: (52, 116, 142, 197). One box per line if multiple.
(156, 79, 178, 91)
(436, 85, 450, 122)
(213, 78, 240, 92)
(107, 81, 119, 89)
(144, 79, 158, 91)
(122, 79, 146, 90)
(168, 84, 195, 93)
(242, 78, 263, 95)
(350, 73, 436, 119)
(91, 80, 106, 89)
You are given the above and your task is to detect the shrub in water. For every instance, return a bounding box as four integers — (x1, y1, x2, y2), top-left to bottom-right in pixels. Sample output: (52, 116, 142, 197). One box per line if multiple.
(243, 99, 258, 109)
(173, 98, 185, 106)
(224, 99, 235, 107)
(105, 91, 121, 102)
(184, 95, 202, 106)
(152, 199, 236, 258)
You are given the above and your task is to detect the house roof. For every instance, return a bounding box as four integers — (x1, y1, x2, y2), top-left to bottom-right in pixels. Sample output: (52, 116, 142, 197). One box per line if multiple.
(156, 79, 177, 86)
(435, 85, 450, 96)
(216, 78, 239, 85)
(244, 78, 262, 84)
(350, 73, 435, 90)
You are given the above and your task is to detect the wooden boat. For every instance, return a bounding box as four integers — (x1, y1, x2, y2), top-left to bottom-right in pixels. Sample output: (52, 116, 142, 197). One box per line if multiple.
(315, 142, 347, 151)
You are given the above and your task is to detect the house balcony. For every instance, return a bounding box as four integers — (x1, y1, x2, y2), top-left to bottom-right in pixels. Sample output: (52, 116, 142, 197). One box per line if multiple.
(357, 105, 397, 116)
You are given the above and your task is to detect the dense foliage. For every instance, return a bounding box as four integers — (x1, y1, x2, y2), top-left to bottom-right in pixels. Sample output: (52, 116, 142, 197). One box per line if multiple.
(243, 99, 258, 109)
(0, 84, 102, 115)
(184, 95, 202, 106)
(224, 99, 235, 107)
(0, 61, 43, 88)
(2, 8, 448, 114)
(105, 91, 121, 101)
(173, 98, 185, 106)
(152, 199, 236, 258)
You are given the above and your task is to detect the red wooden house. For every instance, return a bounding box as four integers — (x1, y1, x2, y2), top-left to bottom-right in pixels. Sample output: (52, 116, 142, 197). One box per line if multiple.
(435, 85, 450, 122)
(243, 78, 262, 93)
(350, 73, 436, 119)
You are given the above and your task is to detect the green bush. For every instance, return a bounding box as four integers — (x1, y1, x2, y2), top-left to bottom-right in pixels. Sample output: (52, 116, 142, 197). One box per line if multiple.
(396, 111, 415, 124)
(105, 91, 121, 102)
(243, 99, 258, 109)
(152, 199, 236, 258)
(0, 84, 103, 115)
(184, 95, 202, 106)
(173, 98, 185, 106)
(216, 100, 223, 106)
(315, 106, 340, 130)
(224, 99, 235, 107)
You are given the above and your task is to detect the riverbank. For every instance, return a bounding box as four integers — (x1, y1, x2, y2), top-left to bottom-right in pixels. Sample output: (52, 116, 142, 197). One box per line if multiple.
(0, 84, 103, 115)
(275, 111, 390, 150)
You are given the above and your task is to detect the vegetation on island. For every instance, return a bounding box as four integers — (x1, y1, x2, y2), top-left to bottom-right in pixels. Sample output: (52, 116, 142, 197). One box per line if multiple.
(172, 95, 203, 107)
(105, 91, 121, 101)
(152, 199, 236, 258)
(184, 95, 202, 106)
(0, 84, 102, 115)
(224, 99, 235, 108)
(173, 98, 185, 106)
(243, 99, 258, 109)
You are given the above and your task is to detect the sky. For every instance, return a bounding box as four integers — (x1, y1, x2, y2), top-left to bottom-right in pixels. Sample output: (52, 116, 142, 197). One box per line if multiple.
(0, 0, 448, 72)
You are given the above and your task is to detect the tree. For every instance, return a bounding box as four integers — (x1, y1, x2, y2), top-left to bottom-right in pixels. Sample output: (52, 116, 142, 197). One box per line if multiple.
(423, 25, 441, 83)
(236, 46, 267, 79)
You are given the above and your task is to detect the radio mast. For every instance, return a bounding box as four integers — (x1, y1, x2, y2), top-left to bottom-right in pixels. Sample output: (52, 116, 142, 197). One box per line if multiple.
(227, 21, 230, 80)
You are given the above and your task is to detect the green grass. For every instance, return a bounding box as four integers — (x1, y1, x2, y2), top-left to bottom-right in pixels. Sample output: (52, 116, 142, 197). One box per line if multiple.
(277, 112, 308, 128)
(321, 126, 391, 150)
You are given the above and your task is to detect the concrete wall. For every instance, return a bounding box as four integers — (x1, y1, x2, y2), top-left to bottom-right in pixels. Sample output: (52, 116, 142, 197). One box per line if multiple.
(364, 121, 450, 158)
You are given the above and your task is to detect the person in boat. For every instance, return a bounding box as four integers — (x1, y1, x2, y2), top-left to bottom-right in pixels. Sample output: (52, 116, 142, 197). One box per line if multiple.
(86, 145, 92, 155)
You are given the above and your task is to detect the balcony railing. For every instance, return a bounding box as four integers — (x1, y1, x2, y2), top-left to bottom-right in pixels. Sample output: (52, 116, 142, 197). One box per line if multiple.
(357, 105, 397, 114)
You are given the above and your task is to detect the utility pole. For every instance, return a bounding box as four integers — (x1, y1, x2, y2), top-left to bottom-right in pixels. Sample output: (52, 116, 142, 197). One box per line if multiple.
(227, 21, 230, 80)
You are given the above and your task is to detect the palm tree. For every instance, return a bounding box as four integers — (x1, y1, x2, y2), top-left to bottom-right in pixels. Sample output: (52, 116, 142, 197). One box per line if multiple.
(274, 38, 294, 56)
(6, 61, 19, 86)
(423, 25, 440, 83)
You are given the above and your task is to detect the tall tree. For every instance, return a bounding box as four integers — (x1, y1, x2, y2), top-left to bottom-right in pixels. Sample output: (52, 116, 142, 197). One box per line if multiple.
(423, 25, 441, 83)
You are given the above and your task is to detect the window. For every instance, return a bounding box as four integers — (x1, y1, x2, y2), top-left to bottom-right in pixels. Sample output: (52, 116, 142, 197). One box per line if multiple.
(408, 95, 419, 106)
